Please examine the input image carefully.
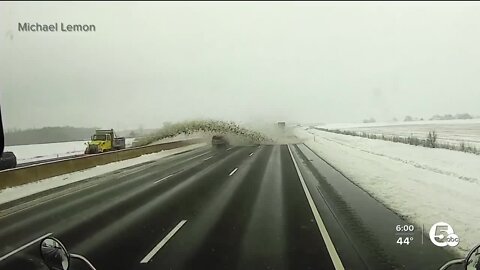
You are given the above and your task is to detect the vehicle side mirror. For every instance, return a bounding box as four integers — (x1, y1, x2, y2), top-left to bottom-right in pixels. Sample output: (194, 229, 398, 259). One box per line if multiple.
(466, 245, 480, 270)
(40, 237, 70, 270)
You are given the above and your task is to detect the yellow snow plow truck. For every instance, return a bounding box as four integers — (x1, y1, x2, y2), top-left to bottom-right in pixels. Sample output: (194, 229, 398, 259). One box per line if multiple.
(85, 129, 126, 154)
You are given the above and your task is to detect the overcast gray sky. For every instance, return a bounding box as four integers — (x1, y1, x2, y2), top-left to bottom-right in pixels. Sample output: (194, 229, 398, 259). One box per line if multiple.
(1, 1, 480, 130)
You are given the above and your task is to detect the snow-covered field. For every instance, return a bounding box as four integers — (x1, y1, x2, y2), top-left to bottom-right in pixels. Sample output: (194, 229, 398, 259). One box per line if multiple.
(0, 143, 206, 205)
(4, 138, 136, 164)
(316, 119, 480, 148)
(295, 127, 480, 255)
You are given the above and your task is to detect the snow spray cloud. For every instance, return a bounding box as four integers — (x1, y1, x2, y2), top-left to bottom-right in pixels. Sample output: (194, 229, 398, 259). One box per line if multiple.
(133, 120, 273, 146)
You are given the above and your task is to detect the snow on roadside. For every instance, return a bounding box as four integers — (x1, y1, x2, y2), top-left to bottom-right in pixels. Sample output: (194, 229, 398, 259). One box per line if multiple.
(295, 127, 480, 255)
(5, 140, 88, 164)
(318, 118, 480, 130)
(317, 119, 480, 148)
(5, 138, 136, 164)
(0, 143, 206, 205)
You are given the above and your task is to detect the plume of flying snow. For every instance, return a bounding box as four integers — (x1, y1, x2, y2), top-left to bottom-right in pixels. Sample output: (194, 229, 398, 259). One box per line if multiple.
(133, 120, 272, 146)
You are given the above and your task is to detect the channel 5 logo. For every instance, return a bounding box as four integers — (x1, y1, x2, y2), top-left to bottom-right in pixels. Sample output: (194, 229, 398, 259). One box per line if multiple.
(429, 222, 460, 247)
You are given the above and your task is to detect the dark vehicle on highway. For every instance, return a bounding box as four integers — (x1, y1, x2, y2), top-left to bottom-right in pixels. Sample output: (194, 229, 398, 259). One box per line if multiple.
(211, 135, 229, 149)
(0, 151, 16, 170)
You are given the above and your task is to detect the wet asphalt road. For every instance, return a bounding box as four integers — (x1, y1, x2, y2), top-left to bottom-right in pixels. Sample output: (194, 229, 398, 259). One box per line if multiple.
(0, 144, 460, 270)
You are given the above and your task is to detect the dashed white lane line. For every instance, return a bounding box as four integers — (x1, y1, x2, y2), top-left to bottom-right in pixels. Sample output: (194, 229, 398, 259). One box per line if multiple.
(140, 220, 187, 264)
(229, 168, 238, 176)
(203, 156, 213, 161)
(249, 152, 254, 157)
(226, 147, 233, 151)
(287, 145, 345, 270)
(0, 232, 53, 262)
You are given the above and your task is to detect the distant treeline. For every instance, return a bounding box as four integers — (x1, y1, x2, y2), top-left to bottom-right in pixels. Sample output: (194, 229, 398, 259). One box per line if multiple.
(5, 126, 98, 146)
(405, 113, 475, 122)
(429, 113, 474, 120)
(363, 113, 477, 123)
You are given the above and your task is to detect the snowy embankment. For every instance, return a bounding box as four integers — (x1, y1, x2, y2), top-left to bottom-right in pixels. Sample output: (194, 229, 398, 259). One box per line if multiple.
(0, 143, 206, 205)
(318, 118, 480, 148)
(295, 127, 480, 255)
(5, 138, 136, 164)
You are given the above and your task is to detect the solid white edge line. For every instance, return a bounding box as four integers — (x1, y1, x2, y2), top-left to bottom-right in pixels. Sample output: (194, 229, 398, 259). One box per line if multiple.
(0, 182, 100, 219)
(154, 174, 174, 184)
(287, 145, 345, 270)
(229, 168, 238, 176)
(184, 151, 210, 162)
(140, 220, 187, 264)
(0, 232, 53, 261)
(1, 149, 209, 219)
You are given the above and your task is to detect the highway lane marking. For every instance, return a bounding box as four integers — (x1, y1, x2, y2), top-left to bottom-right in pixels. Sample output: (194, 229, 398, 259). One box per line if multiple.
(178, 151, 211, 163)
(154, 174, 174, 184)
(226, 147, 233, 151)
(287, 145, 345, 270)
(0, 232, 53, 262)
(249, 152, 254, 157)
(1, 150, 210, 218)
(185, 151, 210, 160)
(153, 169, 185, 184)
(229, 168, 238, 176)
(0, 183, 100, 219)
(203, 156, 213, 161)
(0, 151, 206, 219)
(140, 220, 187, 264)
(1, 151, 209, 218)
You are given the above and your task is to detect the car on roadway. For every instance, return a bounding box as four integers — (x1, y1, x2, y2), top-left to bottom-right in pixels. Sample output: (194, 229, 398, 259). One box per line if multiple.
(0, 151, 17, 170)
(211, 135, 229, 149)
